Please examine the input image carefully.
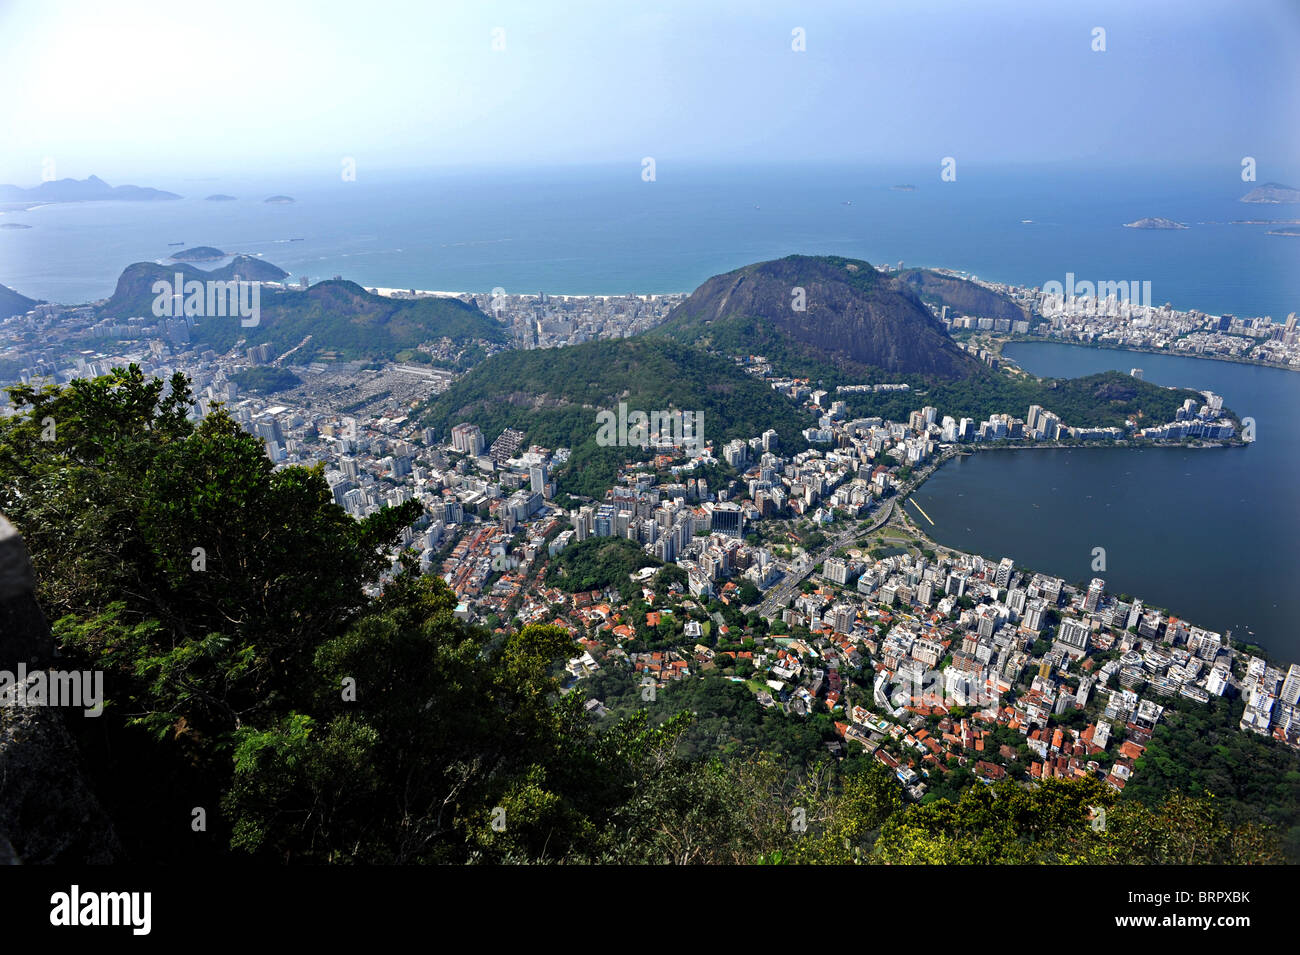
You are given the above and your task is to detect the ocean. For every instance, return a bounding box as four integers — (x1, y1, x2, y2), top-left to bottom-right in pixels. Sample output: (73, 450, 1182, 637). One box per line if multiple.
(1, 162, 1297, 316)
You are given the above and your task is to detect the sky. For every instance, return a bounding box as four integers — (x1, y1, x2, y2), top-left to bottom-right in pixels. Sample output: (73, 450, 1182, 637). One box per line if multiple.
(1, 0, 1297, 184)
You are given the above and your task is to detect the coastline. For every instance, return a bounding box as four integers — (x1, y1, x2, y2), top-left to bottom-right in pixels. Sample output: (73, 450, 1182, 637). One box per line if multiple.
(894, 450, 1276, 663)
(994, 335, 1300, 376)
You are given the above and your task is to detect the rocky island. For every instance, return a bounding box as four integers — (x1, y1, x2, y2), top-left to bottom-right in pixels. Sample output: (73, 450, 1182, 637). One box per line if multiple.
(1124, 217, 1189, 230)
(1240, 182, 1300, 204)
(168, 245, 227, 262)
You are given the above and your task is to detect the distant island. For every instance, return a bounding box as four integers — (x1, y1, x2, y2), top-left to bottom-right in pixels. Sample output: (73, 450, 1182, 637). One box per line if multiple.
(1124, 217, 1188, 230)
(264, 195, 295, 204)
(891, 184, 916, 192)
(1267, 228, 1300, 237)
(1240, 182, 1300, 204)
(0, 222, 32, 230)
(205, 194, 237, 202)
(0, 175, 180, 204)
(169, 246, 227, 262)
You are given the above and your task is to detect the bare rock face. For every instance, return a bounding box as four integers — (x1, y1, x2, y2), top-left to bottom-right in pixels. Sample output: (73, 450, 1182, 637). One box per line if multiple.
(0, 514, 123, 863)
(0, 515, 55, 668)
(660, 255, 985, 380)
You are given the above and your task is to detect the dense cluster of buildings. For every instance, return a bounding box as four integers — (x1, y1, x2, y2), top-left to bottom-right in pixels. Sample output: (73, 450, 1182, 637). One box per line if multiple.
(2, 273, 1292, 807)
(449, 290, 685, 349)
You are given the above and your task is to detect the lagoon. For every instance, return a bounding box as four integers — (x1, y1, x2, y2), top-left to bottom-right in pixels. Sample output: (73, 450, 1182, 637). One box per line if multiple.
(911, 342, 1300, 657)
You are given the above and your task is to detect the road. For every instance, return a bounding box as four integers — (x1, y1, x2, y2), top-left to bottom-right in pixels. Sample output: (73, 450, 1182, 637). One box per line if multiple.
(750, 449, 957, 619)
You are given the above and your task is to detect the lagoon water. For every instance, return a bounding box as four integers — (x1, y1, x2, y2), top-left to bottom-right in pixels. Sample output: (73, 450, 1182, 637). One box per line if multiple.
(912, 342, 1300, 658)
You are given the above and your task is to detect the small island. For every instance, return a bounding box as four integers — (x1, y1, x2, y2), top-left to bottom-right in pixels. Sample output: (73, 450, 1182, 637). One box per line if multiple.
(1240, 182, 1300, 204)
(205, 194, 237, 202)
(0, 222, 32, 230)
(891, 184, 917, 192)
(169, 246, 227, 262)
(264, 195, 295, 204)
(1124, 217, 1188, 230)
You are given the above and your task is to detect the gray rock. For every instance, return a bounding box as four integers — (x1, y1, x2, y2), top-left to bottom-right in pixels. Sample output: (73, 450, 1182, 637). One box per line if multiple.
(0, 512, 123, 863)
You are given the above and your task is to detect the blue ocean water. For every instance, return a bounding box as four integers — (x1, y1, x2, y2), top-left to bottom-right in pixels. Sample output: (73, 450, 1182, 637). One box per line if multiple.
(1, 163, 1297, 316)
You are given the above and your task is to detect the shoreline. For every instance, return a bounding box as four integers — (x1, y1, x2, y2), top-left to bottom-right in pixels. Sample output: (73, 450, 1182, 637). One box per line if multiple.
(890, 492, 1278, 660)
(995, 335, 1300, 376)
(895, 441, 1270, 657)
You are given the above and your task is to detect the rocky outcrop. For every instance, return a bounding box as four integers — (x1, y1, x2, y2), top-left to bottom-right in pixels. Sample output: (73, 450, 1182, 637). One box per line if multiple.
(0, 514, 122, 863)
(897, 269, 1030, 322)
(659, 255, 985, 380)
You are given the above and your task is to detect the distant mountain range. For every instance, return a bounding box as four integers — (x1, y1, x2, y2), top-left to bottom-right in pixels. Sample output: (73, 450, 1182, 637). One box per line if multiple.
(0, 175, 180, 204)
(655, 254, 984, 380)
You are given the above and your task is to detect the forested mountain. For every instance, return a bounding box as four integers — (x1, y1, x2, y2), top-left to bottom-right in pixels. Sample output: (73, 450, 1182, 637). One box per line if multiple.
(98, 264, 504, 363)
(421, 337, 814, 497)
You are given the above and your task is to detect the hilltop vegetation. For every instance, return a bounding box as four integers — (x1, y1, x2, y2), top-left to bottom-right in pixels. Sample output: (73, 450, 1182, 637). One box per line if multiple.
(545, 537, 660, 601)
(1123, 693, 1300, 861)
(844, 369, 1209, 430)
(99, 264, 504, 364)
(421, 337, 813, 497)
(230, 366, 302, 394)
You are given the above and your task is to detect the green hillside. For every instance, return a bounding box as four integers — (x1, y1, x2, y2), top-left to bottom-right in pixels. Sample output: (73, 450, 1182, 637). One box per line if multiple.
(843, 369, 1210, 431)
(421, 337, 814, 497)
(98, 264, 504, 364)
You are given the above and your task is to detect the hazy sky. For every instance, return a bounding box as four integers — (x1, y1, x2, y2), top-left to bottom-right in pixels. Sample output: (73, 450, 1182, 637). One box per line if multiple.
(1, 0, 1297, 184)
